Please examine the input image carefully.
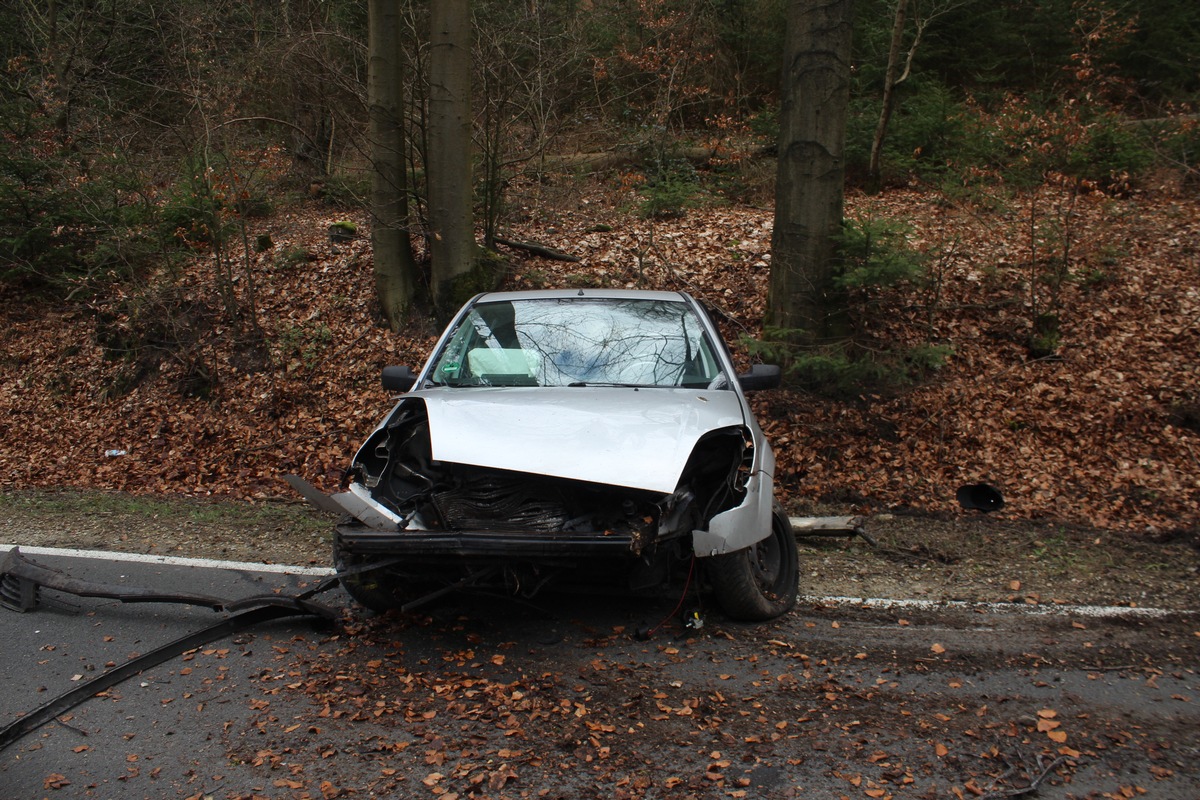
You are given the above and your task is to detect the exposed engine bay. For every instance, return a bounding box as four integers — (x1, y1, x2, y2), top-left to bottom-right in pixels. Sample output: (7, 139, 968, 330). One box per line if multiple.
(341, 398, 753, 564)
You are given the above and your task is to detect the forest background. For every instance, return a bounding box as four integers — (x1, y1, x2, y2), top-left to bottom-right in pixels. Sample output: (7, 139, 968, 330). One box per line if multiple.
(0, 0, 1197, 538)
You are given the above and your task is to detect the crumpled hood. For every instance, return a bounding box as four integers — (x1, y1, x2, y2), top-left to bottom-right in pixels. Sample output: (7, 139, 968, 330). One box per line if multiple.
(416, 387, 746, 494)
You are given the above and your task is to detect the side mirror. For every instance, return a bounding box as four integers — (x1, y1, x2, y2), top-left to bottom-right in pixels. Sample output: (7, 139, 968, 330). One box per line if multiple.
(381, 365, 417, 393)
(737, 364, 781, 392)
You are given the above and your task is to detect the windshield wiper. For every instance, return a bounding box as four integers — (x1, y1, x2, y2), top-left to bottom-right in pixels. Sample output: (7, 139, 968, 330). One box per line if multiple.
(567, 381, 653, 388)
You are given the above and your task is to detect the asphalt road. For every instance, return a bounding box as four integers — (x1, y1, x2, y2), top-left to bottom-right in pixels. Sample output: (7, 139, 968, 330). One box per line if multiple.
(1, 547, 1197, 799)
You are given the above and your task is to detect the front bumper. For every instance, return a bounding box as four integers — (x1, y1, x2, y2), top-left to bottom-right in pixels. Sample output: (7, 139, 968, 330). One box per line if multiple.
(335, 523, 641, 560)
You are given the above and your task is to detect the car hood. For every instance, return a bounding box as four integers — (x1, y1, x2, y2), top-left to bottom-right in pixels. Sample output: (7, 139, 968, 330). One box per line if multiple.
(415, 387, 747, 494)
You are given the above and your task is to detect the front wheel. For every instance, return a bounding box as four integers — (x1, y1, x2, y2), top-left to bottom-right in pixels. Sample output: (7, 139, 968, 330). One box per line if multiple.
(706, 503, 799, 621)
(333, 531, 411, 613)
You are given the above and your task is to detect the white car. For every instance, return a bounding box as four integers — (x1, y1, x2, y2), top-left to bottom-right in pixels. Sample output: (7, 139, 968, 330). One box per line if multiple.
(291, 289, 797, 620)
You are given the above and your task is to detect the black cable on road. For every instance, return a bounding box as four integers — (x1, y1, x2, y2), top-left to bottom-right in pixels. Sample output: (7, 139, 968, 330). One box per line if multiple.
(0, 602, 333, 752)
(0, 564, 344, 753)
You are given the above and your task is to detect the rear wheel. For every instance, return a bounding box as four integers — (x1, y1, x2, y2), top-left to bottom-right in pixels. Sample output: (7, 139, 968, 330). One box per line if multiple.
(707, 503, 798, 621)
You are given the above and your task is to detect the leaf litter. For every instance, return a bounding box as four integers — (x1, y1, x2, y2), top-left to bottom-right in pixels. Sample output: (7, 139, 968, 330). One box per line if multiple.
(1, 186, 1195, 535)
(3, 180, 1199, 797)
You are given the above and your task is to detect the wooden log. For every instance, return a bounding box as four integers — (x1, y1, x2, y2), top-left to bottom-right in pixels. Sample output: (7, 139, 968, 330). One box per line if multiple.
(493, 236, 581, 263)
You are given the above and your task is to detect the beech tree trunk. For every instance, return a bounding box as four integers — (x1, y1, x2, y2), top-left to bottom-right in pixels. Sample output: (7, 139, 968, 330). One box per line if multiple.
(868, 0, 909, 191)
(368, 0, 418, 330)
(768, 0, 855, 344)
(427, 0, 479, 313)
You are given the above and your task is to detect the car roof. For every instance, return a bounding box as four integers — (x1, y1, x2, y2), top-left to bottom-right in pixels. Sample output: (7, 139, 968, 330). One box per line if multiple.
(473, 288, 691, 303)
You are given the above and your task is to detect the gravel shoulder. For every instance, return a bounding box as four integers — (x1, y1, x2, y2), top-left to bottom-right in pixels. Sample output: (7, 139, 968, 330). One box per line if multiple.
(2, 489, 1197, 611)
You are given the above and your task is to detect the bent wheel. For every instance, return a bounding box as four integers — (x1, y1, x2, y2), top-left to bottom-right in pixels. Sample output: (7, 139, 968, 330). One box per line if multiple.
(707, 503, 799, 621)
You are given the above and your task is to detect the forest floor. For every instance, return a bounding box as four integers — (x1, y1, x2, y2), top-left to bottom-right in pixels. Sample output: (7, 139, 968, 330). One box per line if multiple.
(0, 176, 1198, 575)
(3, 173, 1199, 800)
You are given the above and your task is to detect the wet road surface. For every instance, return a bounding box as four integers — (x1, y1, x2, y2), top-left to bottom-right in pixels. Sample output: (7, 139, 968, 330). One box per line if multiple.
(2, 547, 1197, 799)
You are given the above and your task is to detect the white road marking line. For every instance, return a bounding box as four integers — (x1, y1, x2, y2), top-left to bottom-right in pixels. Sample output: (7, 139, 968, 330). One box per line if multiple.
(802, 594, 1196, 618)
(0, 544, 337, 577)
(2, 545, 1192, 618)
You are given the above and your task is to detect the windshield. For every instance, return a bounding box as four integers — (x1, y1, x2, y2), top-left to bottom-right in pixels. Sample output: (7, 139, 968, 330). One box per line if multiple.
(429, 297, 727, 388)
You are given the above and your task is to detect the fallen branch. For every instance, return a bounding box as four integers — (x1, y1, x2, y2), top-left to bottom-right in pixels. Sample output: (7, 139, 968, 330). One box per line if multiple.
(494, 236, 581, 263)
(531, 145, 718, 175)
(980, 754, 1069, 799)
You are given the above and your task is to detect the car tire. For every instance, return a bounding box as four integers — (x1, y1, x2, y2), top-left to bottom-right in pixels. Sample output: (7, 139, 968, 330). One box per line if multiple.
(707, 502, 798, 621)
(332, 532, 408, 613)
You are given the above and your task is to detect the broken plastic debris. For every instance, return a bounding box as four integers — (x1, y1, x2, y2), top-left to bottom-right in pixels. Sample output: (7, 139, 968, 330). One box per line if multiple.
(956, 482, 1004, 511)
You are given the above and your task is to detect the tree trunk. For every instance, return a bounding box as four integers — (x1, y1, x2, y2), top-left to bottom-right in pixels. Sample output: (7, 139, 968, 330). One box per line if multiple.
(427, 0, 479, 313)
(868, 0, 909, 191)
(368, 0, 418, 331)
(768, 0, 855, 344)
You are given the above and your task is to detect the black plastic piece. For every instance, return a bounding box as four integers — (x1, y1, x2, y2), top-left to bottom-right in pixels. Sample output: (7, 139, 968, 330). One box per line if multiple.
(381, 365, 417, 392)
(737, 364, 781, 391)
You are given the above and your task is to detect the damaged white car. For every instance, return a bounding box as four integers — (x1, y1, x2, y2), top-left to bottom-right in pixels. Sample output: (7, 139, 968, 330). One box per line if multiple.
(290, 289, 797, 620)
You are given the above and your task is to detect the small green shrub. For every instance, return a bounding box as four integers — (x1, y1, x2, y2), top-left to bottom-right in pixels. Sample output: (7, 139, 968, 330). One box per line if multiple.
(746, 107, 779, 141)
(235, 194, 273, 219)
(318, 173, 371, 207)
(747, 217, 945, 399)
(158, 168, 226, 248)
(520, 268, 550, 289)
(275, 246, 310, 269)
(157, 152, 280, 257)
(637, 158, 702, 219)
(708, 157, 775, 206)
(563, 271, 608, 289)
(1028, 312, 1061, 359)
(276, 322, 333, 372)
(747, 332, 952, 399)
(846, 81, 972, 185)
(1156, 120, 1200, 183)
(835, 217, 927, 290)
(1067, 113, 1155, 186)
(0, 137, 159, 295)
